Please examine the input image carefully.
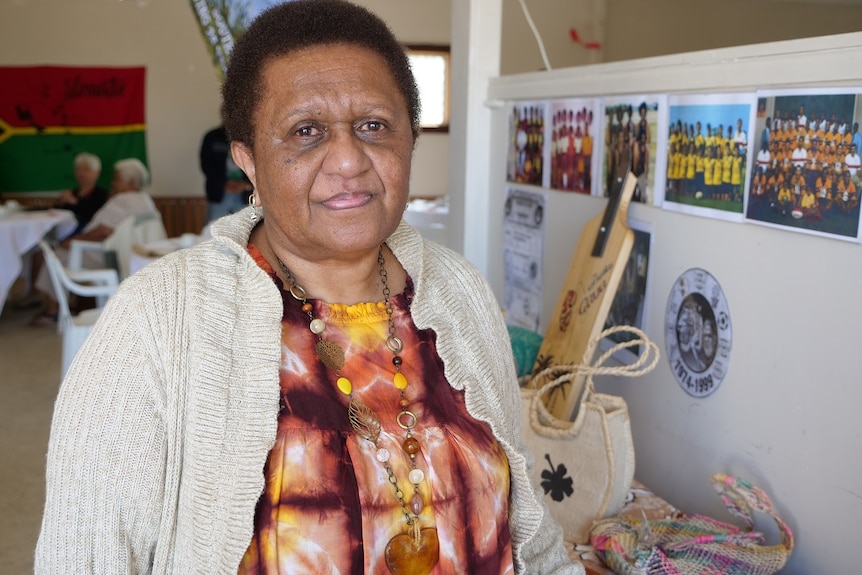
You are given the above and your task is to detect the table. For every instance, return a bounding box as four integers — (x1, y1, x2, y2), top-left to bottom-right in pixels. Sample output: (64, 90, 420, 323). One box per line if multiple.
(129, 233, 200, 275)
(0, 208, 77, 312)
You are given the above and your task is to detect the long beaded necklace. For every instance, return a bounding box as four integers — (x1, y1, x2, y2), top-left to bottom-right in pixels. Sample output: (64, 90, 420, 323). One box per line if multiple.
(277, 245, 440, 575)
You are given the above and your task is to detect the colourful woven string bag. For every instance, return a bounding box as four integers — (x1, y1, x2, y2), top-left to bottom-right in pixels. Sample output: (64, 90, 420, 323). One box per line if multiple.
(590, 473, 794, 575)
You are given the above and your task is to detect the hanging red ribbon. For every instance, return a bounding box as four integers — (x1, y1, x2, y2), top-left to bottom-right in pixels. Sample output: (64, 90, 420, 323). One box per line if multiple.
(570, 28, 601, 50)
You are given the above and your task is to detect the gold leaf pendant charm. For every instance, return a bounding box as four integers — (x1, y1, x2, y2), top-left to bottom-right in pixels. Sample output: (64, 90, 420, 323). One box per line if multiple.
(347, 397, 381, 444)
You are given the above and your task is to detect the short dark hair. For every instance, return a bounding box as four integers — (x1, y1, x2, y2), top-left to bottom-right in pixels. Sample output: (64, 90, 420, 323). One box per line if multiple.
(221, 0, 420, 148)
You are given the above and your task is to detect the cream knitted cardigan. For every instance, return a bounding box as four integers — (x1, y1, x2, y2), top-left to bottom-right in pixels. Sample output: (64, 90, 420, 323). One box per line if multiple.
(35, 209, 582, 575)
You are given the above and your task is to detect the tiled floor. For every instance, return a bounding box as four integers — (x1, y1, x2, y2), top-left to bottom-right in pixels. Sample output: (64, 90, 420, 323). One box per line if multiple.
(0, 296, 62, 572)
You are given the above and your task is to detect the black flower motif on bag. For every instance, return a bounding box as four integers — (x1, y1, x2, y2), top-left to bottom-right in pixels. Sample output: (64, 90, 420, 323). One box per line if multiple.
(540, 454, 574, 501)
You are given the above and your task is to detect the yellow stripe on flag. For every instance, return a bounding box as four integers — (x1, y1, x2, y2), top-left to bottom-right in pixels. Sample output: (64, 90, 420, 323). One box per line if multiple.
(0, 123, 146, 145)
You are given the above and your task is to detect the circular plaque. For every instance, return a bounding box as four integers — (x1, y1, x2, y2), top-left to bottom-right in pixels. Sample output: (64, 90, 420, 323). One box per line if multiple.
(665, 268, 732, 397)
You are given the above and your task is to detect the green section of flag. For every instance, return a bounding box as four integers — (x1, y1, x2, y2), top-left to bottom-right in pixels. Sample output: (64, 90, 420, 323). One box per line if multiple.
(0, 132, 147, 193)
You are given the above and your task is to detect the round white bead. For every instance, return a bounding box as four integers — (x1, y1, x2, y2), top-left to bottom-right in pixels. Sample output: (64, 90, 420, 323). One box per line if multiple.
(408, 468, 425, 485)
(376, 448, 390, 463)
(309, 318, 326, 334)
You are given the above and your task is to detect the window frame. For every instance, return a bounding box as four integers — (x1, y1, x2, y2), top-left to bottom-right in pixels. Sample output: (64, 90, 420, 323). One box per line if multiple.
(406, 44, 451, 133)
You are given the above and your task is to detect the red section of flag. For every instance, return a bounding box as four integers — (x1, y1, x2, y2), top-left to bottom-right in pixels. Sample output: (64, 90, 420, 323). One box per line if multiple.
(0, 66, 145, 129)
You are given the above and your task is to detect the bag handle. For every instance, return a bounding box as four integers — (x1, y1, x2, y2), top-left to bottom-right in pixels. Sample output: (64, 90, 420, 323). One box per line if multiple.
(709, 473, 795, 552)
(527, 325, 660, 438)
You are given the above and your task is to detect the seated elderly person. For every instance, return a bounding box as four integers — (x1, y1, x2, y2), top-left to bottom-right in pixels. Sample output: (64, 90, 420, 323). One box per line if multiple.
(13, 152, 110, 310)
(31, 158, 159, 326)
(54, 152, 110, 236)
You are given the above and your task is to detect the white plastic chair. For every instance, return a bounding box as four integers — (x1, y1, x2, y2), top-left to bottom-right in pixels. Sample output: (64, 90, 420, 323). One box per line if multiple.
(68, 212, 168, 280)
(39, 240, 120, 378)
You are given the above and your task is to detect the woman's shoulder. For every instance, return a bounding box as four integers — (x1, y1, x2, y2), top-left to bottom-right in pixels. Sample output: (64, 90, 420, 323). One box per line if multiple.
(106, 239, 278, 346)
(426, 244, 486, 288)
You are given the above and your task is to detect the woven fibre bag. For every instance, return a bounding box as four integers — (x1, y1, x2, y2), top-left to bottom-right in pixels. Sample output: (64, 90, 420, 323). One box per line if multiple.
(590, 473, 794, 575)
(520, 386, 633, 544)
(520, 326, 659, 544)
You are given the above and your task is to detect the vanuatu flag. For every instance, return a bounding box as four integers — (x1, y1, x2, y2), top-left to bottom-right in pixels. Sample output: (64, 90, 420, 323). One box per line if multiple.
(0, 66, 147, 193)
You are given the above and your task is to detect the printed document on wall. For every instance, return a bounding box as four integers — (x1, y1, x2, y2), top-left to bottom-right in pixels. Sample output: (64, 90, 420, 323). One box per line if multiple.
(503, 187, 546, 333)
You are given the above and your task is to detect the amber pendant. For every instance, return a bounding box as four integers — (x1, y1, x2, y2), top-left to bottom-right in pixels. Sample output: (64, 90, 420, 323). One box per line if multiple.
(315, 340, 345, 371)
(384, 527, 439, 575)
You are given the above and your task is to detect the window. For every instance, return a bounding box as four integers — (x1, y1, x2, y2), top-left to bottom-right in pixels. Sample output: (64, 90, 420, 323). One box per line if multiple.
(407, 45, 450, 133)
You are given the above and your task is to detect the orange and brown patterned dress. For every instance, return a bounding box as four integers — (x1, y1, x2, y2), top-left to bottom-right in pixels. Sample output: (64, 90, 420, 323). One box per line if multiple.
(239, 245, 515, 574)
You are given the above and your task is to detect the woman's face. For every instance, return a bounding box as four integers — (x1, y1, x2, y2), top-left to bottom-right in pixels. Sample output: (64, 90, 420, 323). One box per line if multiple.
(233, 43, 414, 261)
(74, 163, 99, 189)
(110, 171, 136, 195)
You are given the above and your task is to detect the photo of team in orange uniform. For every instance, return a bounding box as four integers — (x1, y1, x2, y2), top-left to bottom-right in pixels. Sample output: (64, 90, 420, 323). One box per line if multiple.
(745, 91, 862, 240)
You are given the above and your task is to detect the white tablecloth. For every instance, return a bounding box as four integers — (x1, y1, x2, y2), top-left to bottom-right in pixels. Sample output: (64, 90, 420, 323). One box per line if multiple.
(0, 209, 77, 312)
(129, 234, 200, 275)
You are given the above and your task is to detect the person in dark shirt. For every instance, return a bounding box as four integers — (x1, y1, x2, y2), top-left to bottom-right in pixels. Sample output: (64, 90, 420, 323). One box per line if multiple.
(200, 125, 253, 223)
(54, 152, 109, 235)
(11, 152, 109, 311)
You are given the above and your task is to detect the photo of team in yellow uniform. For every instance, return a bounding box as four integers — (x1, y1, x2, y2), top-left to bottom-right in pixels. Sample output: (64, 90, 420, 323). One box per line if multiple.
(664, 99, 751, 215)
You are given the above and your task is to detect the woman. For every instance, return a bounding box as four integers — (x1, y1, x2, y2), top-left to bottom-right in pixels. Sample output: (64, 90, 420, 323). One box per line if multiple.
(14, 151, 108, 312)
(54, 152, 109, 235)
(35, 1, 582, 574)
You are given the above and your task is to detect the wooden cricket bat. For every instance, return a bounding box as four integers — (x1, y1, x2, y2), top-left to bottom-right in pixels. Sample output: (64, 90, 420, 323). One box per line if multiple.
(529, 157, 638, 422)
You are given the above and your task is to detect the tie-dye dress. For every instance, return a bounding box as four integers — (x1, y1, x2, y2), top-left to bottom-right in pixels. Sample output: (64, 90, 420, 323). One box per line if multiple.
(239, 245, 515, 574)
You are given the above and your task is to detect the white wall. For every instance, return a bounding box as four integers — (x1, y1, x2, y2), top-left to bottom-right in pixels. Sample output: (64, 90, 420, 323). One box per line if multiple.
(500, 0, 605, 74)
(481, 33, 862, 574)
(604, 0, 862, 62)
(0, 0, 451, 199)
